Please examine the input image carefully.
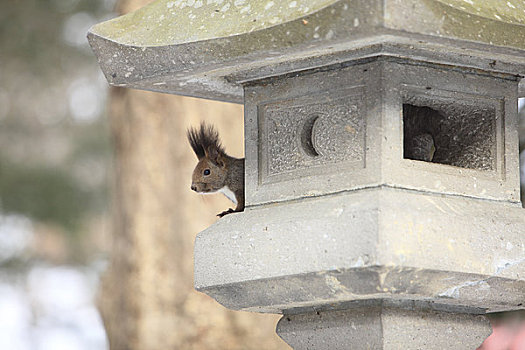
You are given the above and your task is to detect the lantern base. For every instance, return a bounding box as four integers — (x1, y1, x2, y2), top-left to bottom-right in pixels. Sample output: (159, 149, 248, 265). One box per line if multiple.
(276, 302, 491, 350)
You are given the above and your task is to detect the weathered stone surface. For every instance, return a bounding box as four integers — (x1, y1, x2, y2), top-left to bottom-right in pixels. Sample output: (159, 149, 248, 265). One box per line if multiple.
(276, 303, 492, 350)
(244, 59, 520, 206)
(91, 0, 338, 46)
(194, 187, 525, 314)
(91, 0, 525, 47)
(88, 1, 525, 348)
(261, 90, 365, 177)
(435, 0, 525, 26)
(87, 0, 525, 102)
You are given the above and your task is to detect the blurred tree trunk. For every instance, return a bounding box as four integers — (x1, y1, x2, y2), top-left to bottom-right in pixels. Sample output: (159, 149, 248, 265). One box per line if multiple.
(99, 2, 287, 348)
(101, 88, 287, 350)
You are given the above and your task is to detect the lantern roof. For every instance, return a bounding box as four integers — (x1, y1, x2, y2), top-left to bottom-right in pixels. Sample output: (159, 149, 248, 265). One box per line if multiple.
(88, 0, 525, 102)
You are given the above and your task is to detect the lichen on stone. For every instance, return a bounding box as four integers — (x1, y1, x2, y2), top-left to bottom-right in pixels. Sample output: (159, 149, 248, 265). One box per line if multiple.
(90, 0, 337, 47)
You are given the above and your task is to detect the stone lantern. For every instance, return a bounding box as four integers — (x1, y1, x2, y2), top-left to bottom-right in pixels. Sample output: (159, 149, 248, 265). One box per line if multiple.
(88, 1, 525, 348)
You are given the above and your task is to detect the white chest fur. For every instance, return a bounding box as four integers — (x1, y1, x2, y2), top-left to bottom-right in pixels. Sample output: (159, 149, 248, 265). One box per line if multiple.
(218, 186, 237, 206)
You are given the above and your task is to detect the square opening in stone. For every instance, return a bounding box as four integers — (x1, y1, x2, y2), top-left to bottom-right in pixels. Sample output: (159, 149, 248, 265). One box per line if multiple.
(402, 99, 496, 171)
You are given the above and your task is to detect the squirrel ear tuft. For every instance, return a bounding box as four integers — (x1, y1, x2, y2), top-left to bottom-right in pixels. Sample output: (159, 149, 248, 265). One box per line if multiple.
(187, 122, 225, 160)
(187, 128, 205, 159)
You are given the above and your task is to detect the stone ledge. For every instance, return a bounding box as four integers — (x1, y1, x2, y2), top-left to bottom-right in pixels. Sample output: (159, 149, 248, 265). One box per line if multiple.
(198, 266, 525, 314)
(194, 187, 525, 313)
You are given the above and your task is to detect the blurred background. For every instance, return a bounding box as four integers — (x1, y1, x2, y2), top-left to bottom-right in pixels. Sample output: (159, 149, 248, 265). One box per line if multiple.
(0, 0, 524, 349)
(0, 0, 113, 349)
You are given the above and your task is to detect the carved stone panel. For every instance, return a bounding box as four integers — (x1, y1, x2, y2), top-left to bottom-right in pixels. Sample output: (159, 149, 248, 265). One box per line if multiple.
(259, 87, 366, 185)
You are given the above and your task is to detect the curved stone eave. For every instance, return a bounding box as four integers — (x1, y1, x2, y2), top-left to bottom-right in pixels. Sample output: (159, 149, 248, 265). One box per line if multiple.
(88, 33, 525, 103)
(88, 0, 341, 47)
(89, 0, 525, 48)
(87, 0, 380, 102)
(88, 0, 525, 101)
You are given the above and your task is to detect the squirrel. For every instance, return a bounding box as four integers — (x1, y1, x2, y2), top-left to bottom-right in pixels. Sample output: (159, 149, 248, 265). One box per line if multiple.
(187, 123, 245, 217)
(403, 105, 439, 162)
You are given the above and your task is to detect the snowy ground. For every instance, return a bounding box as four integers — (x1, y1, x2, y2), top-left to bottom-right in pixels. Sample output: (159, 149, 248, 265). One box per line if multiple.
(0, 215, 108, 350)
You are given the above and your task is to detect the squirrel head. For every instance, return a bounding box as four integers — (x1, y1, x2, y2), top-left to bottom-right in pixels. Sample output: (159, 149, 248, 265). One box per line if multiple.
(187, 123, 228, 193)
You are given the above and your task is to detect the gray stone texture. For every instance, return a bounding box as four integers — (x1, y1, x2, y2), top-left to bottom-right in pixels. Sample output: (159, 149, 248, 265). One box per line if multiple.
(276, 304, 491, 350)
(87, 0, 525, 102)
(194, 187, 525, 314)
(89, 0, 525, 348)
(244, 59, 520, 206)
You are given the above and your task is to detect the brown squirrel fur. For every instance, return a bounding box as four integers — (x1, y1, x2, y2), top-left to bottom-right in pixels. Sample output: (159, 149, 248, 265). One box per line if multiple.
(187, 123, 245, 217)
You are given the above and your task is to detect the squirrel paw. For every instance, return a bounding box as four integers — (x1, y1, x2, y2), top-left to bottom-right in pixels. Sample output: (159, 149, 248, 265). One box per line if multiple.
(217, 208, 235, 218)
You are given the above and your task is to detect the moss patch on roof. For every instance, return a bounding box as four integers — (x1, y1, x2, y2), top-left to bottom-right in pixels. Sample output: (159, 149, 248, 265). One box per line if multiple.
(436, 0, 525, 25)
(90, 0, 338, 47)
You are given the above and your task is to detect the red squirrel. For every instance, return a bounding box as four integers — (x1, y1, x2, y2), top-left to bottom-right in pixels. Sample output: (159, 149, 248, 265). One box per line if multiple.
(187, 123, 245, 217)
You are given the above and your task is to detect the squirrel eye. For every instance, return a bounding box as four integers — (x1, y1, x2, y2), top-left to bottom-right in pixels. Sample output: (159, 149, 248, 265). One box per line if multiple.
(203, 169, 210, 176)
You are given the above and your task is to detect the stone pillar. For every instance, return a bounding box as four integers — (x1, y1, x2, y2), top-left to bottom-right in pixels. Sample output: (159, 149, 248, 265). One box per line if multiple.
(89, 0, 525, 348)
(276, 302, 490, 349)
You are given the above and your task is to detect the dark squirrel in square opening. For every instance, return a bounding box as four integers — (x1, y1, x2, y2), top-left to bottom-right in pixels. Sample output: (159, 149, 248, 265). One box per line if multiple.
(403, 103, 496, 171)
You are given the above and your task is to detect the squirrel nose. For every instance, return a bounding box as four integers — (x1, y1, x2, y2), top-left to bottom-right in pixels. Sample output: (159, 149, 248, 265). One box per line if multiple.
(191, 184, 197, 192)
